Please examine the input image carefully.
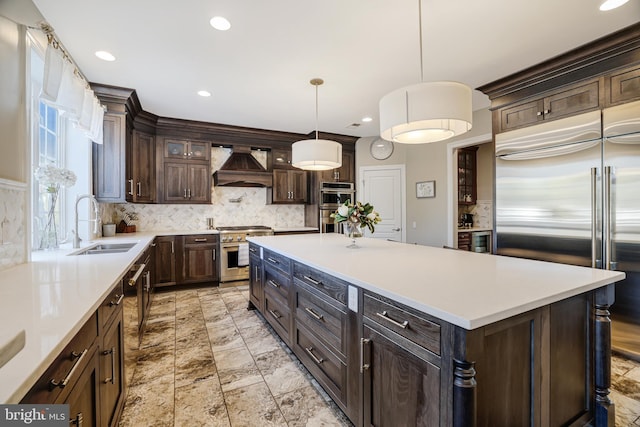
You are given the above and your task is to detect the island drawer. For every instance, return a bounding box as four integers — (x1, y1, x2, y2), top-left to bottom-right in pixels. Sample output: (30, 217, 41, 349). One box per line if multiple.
(99, 281, 124, 329)
(294, 282, 347, 358)
(264, 292, 291, 341)
(264, 264, 291, 304)
(363, 293, 441, 356)
(294, 323, 347, 407)
(263, 249, 291, 274)
(22, 312, 99, 404)
(293, 262, 348, 305)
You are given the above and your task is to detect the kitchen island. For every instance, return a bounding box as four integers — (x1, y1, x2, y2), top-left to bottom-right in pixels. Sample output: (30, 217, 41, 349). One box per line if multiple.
(247, 233, 625, 427)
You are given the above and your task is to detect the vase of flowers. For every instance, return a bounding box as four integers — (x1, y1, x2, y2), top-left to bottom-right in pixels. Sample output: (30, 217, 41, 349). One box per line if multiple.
(330, 200, 381, 248)
(35, 165, 77, 250)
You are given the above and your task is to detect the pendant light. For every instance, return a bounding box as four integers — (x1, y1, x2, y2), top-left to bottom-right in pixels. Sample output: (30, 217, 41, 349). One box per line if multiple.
(379, 0, 472, 144)
(291, 78, 342, 171)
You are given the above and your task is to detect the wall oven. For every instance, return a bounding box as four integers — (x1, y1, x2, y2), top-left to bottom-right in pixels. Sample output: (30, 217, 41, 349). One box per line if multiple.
(319, 182, 355, 233)
(217, 226, 273, 284)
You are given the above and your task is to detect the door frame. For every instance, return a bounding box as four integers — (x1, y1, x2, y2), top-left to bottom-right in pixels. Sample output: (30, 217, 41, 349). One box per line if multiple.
(446, 133, 492, 248)
(358, 164, 407, 243)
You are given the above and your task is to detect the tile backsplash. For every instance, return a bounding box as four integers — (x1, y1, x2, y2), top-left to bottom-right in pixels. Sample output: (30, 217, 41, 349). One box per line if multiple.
(100, 147, 305, 231)
(469, 200, 492, 229)
(0, 182, 27, 271)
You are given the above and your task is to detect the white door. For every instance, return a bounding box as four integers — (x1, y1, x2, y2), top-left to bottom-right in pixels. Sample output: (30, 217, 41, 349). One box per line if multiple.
(360, 166, 405, 242)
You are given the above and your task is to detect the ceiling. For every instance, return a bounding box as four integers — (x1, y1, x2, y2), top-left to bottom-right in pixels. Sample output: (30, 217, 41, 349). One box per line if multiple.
(28, 0, 640, 138)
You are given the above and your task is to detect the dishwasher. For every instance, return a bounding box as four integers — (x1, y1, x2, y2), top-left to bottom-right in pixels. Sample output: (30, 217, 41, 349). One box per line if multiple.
(125, 249, 152, 343)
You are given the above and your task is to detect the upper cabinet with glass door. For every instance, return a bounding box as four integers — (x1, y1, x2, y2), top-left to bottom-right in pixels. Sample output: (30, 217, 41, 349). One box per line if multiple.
(164, 139, 210, 162)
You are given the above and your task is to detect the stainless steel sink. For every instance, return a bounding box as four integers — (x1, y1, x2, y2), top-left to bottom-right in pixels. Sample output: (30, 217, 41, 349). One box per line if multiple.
(70, 242, 137, 255)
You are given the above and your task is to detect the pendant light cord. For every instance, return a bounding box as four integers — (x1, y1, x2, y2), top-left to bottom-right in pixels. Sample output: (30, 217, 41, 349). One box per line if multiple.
(418, 0, 424, 83)
(315, 83, 319, 140)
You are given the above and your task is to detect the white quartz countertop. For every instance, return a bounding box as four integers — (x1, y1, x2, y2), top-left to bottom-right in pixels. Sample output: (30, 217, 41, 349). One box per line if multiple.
(248, 234, 625, 330)
(273, 227, 319, 233)
(0, 232, 169, 403)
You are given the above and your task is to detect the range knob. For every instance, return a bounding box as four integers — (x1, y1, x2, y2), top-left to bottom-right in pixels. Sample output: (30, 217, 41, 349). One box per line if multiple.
(237, 236, 242, 242)
(220, 236, 227, 242)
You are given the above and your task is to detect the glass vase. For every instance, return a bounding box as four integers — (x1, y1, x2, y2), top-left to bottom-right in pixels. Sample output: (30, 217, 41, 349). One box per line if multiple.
(39, 186, 59, 250)
(345, 222, 363, 249)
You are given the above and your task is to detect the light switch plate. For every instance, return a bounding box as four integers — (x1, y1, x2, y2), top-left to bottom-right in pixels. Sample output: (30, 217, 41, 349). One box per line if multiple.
(348, 285, 358, 312)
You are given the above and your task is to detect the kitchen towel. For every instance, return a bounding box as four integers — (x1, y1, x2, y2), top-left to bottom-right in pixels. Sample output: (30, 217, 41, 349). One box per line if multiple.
(237, 243, 249, 267)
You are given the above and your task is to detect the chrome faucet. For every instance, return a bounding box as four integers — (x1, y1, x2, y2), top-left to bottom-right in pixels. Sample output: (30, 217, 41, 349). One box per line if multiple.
(74, 194, 100, 248)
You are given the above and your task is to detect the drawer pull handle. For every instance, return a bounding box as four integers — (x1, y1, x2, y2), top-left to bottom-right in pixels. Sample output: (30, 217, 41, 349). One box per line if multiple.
(49, 349, 88, 389)
(268, 309, 282, 319)
(360, 338, 371, 373)
(102, 347, 115, 384)
(128, 263, 146, 287)
(194, 238, 207, 242)
(376, 310, 409, 329)
(305, 346, 324, 365)
(267, 257, 279, 264)
(109, 294, 124, 307)
(71, 412, 83, 426)
(303, 275, 322, 286)
(249, 247, 257, 253)
(268, 279, 280, 288)
(305, 307, 324, 321)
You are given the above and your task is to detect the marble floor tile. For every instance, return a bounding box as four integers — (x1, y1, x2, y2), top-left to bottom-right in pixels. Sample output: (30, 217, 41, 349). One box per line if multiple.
(611, 389, 640, 426)
(207, 320, 245, 353)
(215, 346, 263, 393)
(139, 319, 176, 350)
(175, 341, 217, 388)
(223, 382, 288, 427)
(276, 385, 350, 427)
(130, 344, 176, 387)
(120, 374, 175, 427)
(239, 321, 282, 356)
(254, 348, 310, 397)
(174, 377, 230, 427)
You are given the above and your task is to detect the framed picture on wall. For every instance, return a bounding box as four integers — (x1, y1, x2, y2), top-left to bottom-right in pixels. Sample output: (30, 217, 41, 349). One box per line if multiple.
(416, 180, 435, 198)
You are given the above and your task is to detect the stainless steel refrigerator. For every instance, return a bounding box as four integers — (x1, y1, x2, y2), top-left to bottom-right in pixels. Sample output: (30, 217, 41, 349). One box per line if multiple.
(495, 100, 640, 360)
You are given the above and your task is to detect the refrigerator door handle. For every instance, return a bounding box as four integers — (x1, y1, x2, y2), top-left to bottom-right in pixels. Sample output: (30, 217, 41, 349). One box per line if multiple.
(591, 167, 599, 268)
(603, 166, 616, 270)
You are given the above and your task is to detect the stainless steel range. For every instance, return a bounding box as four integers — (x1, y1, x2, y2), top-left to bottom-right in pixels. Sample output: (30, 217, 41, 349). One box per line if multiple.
(217, 226, 273, 285)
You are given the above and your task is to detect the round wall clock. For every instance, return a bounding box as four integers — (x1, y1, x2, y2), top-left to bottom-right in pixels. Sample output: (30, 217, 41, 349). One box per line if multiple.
(370, 138, 394, 160)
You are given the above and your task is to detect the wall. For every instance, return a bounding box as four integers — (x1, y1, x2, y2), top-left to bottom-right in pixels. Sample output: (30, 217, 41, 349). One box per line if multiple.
(101, 146, 304, 232)
(356, 108, 492, 247)
(0, 11, 29, 270)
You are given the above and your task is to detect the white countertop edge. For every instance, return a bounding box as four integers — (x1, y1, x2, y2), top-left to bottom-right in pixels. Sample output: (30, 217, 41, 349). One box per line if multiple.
(248, 235, 624, 330)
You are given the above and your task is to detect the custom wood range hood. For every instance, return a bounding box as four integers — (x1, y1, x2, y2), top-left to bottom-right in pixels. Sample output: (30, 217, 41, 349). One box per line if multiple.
(213, 145, 273, 187)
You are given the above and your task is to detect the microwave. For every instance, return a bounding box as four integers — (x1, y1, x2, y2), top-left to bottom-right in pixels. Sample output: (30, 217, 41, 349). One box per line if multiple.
(319, 182, 355, 208)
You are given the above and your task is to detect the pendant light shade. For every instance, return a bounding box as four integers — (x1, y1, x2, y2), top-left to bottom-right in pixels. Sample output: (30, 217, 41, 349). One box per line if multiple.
(379, 81, 472, 144)
(292, 78, 342, 171)
(378, 0, 472, 144)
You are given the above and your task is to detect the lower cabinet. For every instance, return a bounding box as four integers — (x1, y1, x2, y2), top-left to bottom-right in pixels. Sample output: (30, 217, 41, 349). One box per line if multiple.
(361, 324, 441, 427)
(21, 283, 126, 427)
(248, 244, 263, 311)
(182, 234, 218, 284)
(154, 236, 177, 287)
(65, 349, 101, 427)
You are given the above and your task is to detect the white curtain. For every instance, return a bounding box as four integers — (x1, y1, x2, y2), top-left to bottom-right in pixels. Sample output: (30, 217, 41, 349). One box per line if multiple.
(41, 43, 104, 144)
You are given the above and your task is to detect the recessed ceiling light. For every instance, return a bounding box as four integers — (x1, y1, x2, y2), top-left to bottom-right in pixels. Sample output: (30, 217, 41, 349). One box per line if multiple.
(95, 51, 115, 61)
(599, 0, 629, 10)
(197, 90, 212, 97)
(210, 16, 231, 31)
(362, 116, 373, 123)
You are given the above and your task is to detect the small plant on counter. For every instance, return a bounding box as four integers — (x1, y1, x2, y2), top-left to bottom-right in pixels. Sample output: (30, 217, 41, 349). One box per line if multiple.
(330, 199, 381, 233)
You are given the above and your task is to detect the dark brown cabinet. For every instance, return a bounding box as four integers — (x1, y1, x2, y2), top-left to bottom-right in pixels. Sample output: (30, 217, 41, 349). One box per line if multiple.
(318, 150, 355, 183)
(182, 234, 218, 284)
(65, 349, 101, 427)
(154, 236, 177, 287)
(163, 162, 211, 203)
(99, 309, 125, 427)
(159, 138, 211, 204)
(268, 169, 307, 204)
(457, 231, 471, 251)
(271, 148, 293, 168)
(362, 325, 441, 427)
(249, 243, 263, 311)
(93, 112, 127, 203)
(498, 80, 600, 132)
(127, 130, 155, 203)
(457, 147, 477, 205)
(606, 63, 640, 105)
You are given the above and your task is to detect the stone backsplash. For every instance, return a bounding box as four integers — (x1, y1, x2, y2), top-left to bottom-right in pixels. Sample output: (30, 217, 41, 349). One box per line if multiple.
(99, 147, 305, 232)
(0, 181, 27, 271)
